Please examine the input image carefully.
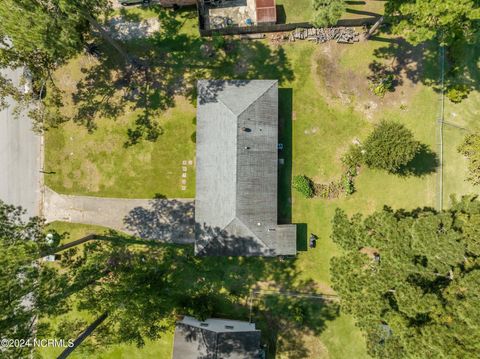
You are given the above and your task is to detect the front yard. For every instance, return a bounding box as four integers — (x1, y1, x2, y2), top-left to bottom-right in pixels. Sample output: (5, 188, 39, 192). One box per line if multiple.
(42, 4, 480, 359)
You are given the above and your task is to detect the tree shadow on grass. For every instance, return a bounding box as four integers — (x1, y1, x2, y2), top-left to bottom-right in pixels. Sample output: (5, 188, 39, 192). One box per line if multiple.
(369, 28, 480, 97)
(55, 226, 335, 357)
(67, 6, 294, 145)
(367, 35, 437, 94)
(397, 144, 439, 177)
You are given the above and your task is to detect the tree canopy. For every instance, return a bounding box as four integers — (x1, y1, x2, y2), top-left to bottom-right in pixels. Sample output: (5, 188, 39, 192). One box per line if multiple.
(0, 0, 112, 128)
(0, 202, 67, 359)
(385, 0, 480, 46)
(362, 120, 420, 173)
(330, 196, 480, 358)
(458, 132, 480, 185)
(312, 0, 346, 28)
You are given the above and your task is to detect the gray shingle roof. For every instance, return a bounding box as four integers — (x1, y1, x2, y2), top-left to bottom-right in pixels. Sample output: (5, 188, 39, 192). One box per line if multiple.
(195, 80, 296, 256)
(172, 316, 262, 359)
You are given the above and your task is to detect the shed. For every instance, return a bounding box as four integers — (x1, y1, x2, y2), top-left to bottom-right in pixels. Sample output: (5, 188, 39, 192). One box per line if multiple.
(255, 0, 277, 24)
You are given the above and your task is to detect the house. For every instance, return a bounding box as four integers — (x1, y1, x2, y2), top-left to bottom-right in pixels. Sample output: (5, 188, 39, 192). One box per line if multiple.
(195, 80, 297, 257)
(172, 316, 263, 359)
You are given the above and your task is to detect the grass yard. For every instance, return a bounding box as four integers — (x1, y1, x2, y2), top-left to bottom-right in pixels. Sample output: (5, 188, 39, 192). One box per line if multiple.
(276, 0, 385, 23)
(36, 292, 175, 359)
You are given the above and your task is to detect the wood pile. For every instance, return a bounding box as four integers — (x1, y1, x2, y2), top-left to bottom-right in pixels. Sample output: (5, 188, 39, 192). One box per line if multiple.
(288, 27, 359, 44)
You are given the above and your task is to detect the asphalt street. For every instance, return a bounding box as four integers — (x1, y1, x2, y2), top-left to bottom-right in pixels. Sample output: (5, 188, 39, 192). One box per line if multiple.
(0, 67, 42, 218)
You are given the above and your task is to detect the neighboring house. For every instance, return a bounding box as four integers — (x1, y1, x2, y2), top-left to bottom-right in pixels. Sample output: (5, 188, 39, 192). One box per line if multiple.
(172, 316, 263, 359)
(195, 80, 296, 257)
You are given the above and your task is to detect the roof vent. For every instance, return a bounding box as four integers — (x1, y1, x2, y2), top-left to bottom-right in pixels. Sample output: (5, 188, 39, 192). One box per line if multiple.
(257, 222, 261, 226)
(241, 127, 251, 132)
(245, 146, 250, 150)
(225, 325, 234, 330)
(200, 323, 209, 327)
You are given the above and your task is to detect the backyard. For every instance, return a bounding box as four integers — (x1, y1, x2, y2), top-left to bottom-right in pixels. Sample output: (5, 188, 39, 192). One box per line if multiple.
(276, 0, 385, 23)
(40, 4, 480, 359)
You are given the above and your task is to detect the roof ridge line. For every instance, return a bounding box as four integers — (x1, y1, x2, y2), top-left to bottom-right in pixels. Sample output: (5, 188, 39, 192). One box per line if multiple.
(234, 80, 278, 118)
(232, 216, 270, 250)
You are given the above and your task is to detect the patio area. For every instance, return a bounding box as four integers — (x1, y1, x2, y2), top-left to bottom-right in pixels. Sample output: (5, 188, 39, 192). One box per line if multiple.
(205, 0, 257, 29)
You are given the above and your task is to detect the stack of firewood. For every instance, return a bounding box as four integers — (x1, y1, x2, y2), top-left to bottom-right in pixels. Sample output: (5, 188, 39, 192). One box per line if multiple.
(288, 27, 359, 44)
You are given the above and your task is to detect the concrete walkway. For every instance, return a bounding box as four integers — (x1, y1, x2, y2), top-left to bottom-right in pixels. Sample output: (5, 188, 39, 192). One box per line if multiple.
(44, 187, 195, 244)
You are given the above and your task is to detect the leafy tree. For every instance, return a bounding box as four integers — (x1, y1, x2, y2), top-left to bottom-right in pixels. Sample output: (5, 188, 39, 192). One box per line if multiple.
(293, 175, 314, 198)
(458, 132, 480, 185)
(312, 0, 346, 28)
(330, 196, 480, 358)
(385, 0, 480, 46)
(362, 120, 420, 173)
(0, 201, 68, 359)
(0, 0, 113, 128)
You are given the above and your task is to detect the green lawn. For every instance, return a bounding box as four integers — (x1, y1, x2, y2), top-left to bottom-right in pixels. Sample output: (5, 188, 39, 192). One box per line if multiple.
(276, 0, 385, 23)
(36, 292, 174, 359)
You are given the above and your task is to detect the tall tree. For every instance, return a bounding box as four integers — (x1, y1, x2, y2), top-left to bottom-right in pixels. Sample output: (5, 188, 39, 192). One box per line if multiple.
(0, 201, 68, 359)
(458, 131, 480, 185)
(385, 0, 480, 46)
(330, 196, 480, 358)
(312, 0, 346, 28)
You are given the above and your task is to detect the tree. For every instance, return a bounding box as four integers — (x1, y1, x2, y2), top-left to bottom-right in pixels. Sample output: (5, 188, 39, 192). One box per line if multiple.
(330, 196, 480, 358)
(458, 132, 480, 185)
(0, 0, 113, 128)
(362, 120, 420, 173)
(385, 0, 480, 46)
(0, 201, 68, 359)
(312, 0, 346, 28)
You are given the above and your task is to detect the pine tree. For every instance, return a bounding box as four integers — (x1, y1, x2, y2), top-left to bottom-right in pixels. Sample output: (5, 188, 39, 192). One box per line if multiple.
(330, 197, 480, 358)
(362, 120, 420, 173)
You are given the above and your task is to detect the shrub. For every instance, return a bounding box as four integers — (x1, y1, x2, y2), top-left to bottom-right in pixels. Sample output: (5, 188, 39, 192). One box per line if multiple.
(370, 74, 394, 97)
(363, 120, 420, 173)
(293, 175, 314, 198)
(312, 0, 345, 27)
(458, 132, 480, 185)
(446, 84, 470, 103)
(342, 144, 363, 169)
(342, 173, 355, 195)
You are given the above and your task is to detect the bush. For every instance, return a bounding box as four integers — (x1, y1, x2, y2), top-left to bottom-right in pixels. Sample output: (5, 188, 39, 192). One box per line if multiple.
(342, 144, 363, 169)
(341, 173, 355, 195)
(293, 175, 314, 198)
(446, 84, 470, 103)
(363, 120, 420, 173)
(312, 0, 345, 27)
(370, 74, 394, 97)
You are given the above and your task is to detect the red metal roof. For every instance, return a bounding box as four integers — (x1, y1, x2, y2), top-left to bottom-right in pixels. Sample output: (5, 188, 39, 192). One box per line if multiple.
(256, 0, 276, 23)
(256, 0, 275, 7)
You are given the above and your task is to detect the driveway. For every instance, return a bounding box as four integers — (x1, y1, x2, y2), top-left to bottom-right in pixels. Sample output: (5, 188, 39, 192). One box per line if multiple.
(44, 188, 195, 243)
(0, 67, 42, 218)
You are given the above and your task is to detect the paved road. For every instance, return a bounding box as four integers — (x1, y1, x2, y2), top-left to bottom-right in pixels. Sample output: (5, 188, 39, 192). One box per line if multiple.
(44, 188, 195, 243)
(0, 67, 42, 218)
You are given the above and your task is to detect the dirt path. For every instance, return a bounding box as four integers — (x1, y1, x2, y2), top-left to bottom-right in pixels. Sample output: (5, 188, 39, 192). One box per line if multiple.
(44, 187, 195, 244)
